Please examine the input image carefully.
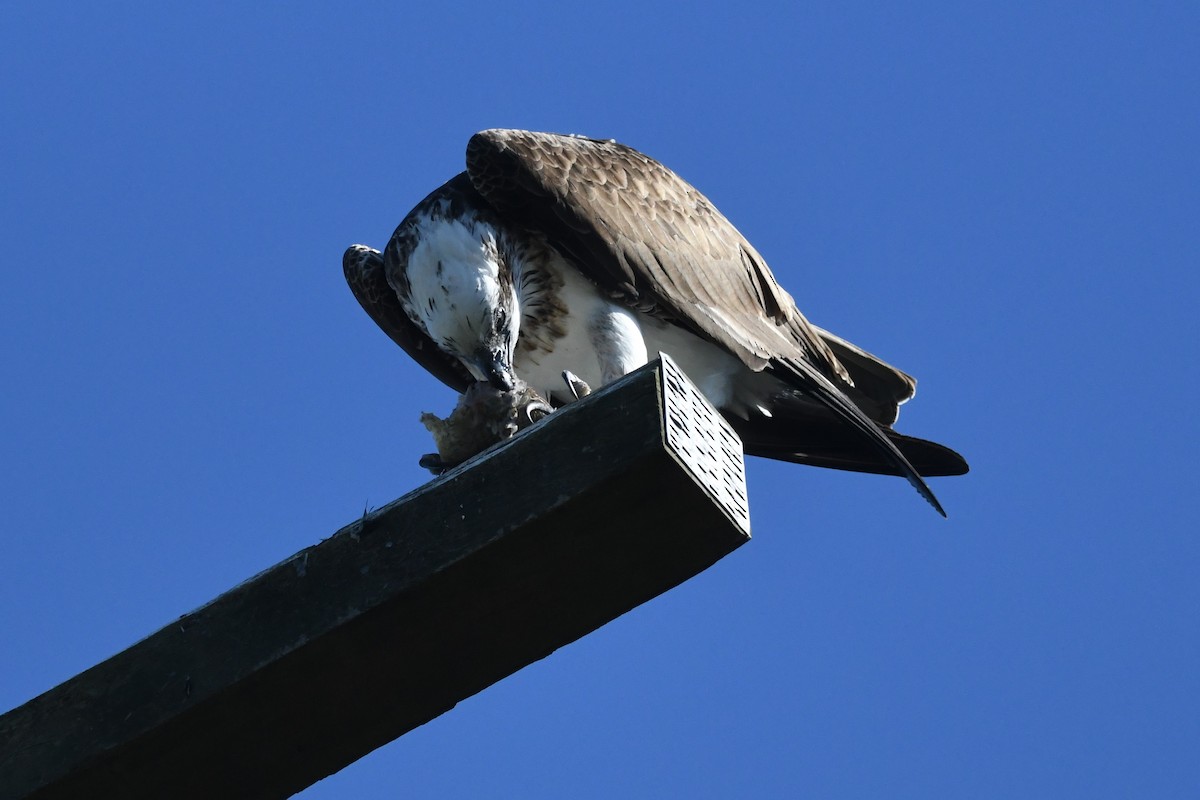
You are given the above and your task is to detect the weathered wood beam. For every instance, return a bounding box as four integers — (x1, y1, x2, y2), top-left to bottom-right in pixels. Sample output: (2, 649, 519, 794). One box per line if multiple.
(0, 356, 751, 800)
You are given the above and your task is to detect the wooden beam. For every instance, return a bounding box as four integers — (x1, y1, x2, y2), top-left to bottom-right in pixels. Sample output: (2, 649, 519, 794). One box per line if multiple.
(0, 355, 751, 800)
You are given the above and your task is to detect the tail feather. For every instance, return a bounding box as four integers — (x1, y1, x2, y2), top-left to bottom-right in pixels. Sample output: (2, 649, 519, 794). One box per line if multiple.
(810, 325, 916, 425)
(765, 359, 954, 516)
(733, 417, 969, 477)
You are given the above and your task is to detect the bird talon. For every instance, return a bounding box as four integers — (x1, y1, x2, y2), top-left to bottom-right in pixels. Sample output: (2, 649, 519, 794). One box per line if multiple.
(562, 370, 592, 400)
(523, 400, 554, 426)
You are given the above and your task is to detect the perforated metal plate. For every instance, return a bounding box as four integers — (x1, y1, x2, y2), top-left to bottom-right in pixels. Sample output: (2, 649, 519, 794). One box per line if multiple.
(659, 353, 751, 537)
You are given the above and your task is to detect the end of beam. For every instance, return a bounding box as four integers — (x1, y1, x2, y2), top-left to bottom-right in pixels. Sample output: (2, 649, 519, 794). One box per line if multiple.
(0, 355, 750, 800)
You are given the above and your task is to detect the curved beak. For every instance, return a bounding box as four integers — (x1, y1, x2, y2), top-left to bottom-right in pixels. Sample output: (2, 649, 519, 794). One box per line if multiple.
(475, 350, 515, 391)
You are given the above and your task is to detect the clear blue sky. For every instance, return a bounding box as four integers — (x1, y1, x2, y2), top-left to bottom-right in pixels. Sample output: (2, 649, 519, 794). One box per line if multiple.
(2, 3, 1196, 797)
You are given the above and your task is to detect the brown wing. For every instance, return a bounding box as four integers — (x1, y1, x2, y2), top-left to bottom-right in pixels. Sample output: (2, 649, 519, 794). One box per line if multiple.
(342, 243, 472, 393)
(464, 129, 948, 515)
(465, 129, 850, 382)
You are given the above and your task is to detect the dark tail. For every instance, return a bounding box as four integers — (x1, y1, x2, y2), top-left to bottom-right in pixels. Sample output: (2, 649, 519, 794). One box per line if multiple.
(752, 359, 967, 516)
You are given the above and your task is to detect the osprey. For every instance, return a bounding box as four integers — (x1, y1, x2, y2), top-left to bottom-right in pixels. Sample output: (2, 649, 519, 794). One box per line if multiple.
(344, 130, 967, 514)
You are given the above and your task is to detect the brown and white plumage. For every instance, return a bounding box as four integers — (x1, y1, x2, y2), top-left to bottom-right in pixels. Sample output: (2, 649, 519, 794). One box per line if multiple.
(344, 129, 967, 513)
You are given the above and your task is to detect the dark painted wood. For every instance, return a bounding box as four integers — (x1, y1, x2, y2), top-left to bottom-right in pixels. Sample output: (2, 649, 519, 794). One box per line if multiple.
(0, 359, 750, 800)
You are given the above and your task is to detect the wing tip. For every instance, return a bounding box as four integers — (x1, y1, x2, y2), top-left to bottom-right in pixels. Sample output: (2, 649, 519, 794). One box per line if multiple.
(922, 483, 949, 518)
(773, 358, 954, 517)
